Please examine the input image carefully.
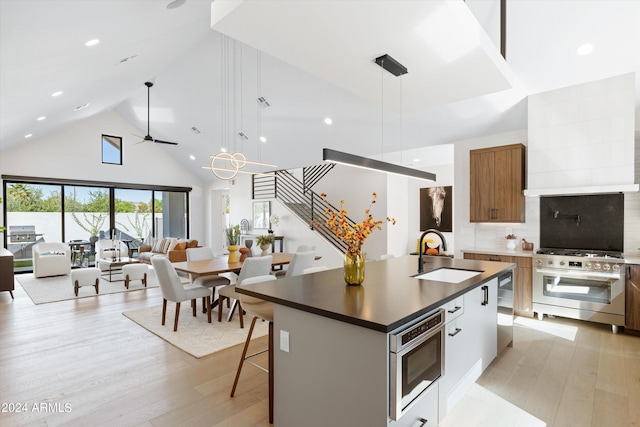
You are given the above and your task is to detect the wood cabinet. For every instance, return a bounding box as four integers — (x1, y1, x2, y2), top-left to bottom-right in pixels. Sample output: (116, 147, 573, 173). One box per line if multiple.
(463, 252, 533, 318)
(470, 143, 525, 223)
(0, 248, 15, 299)
(625, 264, 640, 333)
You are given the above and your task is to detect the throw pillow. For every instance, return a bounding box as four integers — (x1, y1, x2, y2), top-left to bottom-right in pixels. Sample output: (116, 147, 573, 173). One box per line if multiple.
(186, 239, 198, 248)
(152, 238, 172, 254)
(167, 238, 179, 252)
(174, 242, 187, 251)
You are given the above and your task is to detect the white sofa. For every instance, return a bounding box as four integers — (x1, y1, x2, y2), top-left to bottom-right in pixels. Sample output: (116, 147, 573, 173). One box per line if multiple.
(33, 242, 71, 278)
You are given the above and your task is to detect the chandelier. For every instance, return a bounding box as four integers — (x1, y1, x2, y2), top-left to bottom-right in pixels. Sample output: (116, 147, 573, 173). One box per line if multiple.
(203, 36, 276, 180)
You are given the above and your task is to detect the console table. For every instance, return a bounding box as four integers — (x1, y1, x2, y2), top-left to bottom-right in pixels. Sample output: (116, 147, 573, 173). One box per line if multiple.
(0, 248, 15, 299)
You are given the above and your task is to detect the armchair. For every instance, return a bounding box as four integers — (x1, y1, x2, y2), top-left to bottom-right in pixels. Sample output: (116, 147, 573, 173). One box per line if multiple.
(33, 242, 71, 278)
(95, 239, 129, 271)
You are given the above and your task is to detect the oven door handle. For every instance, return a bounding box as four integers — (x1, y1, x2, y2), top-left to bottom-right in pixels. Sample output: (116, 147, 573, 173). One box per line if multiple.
(535, 268, 620, 280)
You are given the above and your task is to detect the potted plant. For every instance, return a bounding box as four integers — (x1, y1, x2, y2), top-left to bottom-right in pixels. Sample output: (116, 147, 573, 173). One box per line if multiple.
(72, 212, 107, 242)
(226, 224, 241, 262)
(257, 234, 275, 256)
(268, 214, 279, 234)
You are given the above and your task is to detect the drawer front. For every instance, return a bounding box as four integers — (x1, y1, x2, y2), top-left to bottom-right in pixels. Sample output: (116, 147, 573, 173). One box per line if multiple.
(442, 296, 464, 323)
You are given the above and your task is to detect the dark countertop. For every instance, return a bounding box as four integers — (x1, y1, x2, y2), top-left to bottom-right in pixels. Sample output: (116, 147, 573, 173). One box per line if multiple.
(236, 255, 515, 333)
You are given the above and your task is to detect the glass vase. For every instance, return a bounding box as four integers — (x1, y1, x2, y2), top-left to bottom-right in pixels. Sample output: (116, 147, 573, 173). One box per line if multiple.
(344, 251, 365, 285)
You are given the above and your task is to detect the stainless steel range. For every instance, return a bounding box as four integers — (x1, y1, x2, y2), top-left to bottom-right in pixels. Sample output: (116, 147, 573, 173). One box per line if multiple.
(533, 248, 625, 332)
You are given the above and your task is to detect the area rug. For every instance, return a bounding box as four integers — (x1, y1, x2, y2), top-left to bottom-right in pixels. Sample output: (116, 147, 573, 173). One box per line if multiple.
(122, 303, 268, 358)
(16, 268, 167, 305)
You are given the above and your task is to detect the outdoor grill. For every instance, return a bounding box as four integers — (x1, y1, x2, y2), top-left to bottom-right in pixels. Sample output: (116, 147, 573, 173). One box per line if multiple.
(8, 225, 40, 243)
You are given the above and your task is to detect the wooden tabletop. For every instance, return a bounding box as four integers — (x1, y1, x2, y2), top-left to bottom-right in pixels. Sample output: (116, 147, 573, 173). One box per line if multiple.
(172, 253, 295, 277)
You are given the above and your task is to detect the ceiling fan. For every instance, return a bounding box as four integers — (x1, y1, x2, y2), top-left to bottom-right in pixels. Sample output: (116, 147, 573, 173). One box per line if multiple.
(135, 82, 179, 146)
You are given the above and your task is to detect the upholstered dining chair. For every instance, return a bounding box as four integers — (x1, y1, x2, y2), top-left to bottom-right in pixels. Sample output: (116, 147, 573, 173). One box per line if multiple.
(151, 257, 212, 331)
(282, 251, 316, 278)
(217, 256, 272, 327)
(231, 274, 277, 424)
(186, 247, 231, 313)
(275, 245, 316, 277)
(302, 266, 329, 274)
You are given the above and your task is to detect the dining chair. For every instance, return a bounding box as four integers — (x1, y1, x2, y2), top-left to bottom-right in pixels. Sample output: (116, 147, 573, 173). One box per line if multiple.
(186, 247, 231, 313)
(275, 245, 316, 277)
(151, 257, 212, 331)
(302, 266, 329, 274)
(218, 256, 273, 327)
(231, 274, 277, 424)
(283, 251, 316, 278)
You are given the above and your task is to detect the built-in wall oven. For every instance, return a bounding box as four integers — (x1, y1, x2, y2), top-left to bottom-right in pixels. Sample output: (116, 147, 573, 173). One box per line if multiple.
(389, 309, 444, 421)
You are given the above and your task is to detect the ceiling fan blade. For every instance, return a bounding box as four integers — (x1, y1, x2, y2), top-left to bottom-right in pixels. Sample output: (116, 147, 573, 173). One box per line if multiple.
(153, 139, 179, 146)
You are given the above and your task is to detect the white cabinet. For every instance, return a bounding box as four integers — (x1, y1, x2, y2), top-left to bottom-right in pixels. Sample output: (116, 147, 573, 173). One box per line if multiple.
(442, 295, 464, 323)
(464, 278, 498, 372)
(438, 279, 498, 422)
(389, 383, 438, 427)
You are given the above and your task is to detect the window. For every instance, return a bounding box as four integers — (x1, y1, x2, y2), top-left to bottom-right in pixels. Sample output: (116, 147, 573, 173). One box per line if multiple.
(102, 134, 122, 165)
(2, 177, 190, 273)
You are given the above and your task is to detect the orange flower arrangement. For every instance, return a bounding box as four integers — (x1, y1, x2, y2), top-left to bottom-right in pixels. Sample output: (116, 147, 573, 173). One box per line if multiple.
(320, 192, 396, 255)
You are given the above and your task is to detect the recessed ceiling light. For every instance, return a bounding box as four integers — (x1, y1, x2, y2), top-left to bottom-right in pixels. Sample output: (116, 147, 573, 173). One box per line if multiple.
(189, 155, 196, 160)
(576, 43, 593, 56)
(24, 134, 33, 138)
(51, 91, 63, 97)
(259, 136, 267, 143)
(324, 117, 333, 125)
(413, 158, 421, 162)
(85, 39, 100, 47)
(220, 147, 228, 153)
(37, 116, 46, 121)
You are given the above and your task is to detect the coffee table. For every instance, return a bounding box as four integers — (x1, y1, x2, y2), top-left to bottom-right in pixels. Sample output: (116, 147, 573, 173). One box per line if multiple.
(97, 257, 140, 282)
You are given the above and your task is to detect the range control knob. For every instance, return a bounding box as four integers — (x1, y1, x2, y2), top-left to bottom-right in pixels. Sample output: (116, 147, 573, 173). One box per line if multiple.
(548, 260, 554, 266)
(603, 264, 611, 271)
(536, 259, 542, 266)
(559, 260, 565, 266)
(612, 264, 620, 272)
(585, 262, 592, 269)
(594, 263, 602, 271)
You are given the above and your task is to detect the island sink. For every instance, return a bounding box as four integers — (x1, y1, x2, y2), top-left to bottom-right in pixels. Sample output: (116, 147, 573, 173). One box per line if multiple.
(414, 268, 482, 283)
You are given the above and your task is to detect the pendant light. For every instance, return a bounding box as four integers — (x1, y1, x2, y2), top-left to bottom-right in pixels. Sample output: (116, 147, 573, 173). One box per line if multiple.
(203, 36, 277, 180)
(323, 54, 435, 181)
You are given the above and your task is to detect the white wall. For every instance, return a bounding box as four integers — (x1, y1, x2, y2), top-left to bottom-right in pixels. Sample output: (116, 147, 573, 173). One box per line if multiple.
(527, 72, 636, 192)
(0, 111, 207, 239)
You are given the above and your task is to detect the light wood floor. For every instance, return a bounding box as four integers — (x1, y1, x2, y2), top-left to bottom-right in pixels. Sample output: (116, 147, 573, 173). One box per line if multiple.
(1, 279, 638, 427)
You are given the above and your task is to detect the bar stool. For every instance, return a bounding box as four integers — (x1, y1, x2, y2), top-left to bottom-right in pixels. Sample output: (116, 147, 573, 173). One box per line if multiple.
(231, 275, 277, 424)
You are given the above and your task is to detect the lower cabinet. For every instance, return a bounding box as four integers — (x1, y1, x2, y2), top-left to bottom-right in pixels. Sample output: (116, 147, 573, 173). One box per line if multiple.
(626, 264, 640, 333)
(0, 248, 15, 298)
(438, 279, 497, 423)
(463, 252, 532, 318)
(389, 383, 438, 427)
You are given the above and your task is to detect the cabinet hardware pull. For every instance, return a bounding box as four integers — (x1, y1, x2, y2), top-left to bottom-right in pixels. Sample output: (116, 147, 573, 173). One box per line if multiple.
(481, 285, 488, 305)
(448, 306, 462, 314)
(448, 328, 462, 337)
(418, 418, 429, 426)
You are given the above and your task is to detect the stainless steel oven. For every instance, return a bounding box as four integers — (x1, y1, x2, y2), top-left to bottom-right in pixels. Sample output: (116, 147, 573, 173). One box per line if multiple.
(389, 309, 444, 420)
(533, 251, 625, 332)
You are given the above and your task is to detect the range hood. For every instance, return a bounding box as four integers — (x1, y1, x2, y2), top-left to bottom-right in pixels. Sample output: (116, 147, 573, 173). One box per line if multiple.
(525, 73, 638, 197)
(524, 183, 639, 197)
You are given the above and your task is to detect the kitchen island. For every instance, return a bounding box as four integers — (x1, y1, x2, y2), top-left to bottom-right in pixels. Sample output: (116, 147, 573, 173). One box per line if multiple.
(237, 255, 514, 426)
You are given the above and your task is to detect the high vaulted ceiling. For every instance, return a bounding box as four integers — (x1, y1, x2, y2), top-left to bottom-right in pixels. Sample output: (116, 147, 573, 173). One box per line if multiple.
(1, 0, 639, 182)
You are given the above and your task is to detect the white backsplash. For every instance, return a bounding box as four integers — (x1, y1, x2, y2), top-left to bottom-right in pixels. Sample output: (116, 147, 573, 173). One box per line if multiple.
(472, 197, 540, 251)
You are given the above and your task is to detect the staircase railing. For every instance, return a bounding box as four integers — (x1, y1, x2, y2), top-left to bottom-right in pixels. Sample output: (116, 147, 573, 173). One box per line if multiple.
(252, 167, 353, 253)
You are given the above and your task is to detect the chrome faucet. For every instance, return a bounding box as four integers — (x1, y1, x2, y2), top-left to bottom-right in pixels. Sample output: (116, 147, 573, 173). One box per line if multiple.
(418, 229, 448, 273)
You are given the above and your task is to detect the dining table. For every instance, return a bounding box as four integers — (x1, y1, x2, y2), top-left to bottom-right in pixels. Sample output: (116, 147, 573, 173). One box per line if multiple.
(172, 253, 298, 318)
(172, 252, 296, 278)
